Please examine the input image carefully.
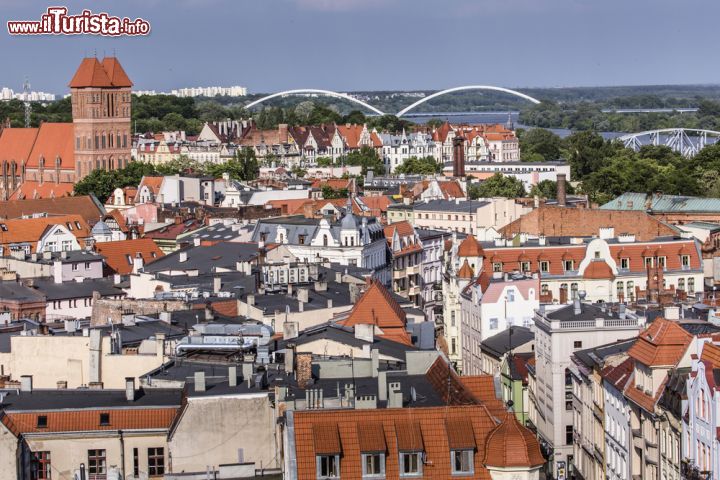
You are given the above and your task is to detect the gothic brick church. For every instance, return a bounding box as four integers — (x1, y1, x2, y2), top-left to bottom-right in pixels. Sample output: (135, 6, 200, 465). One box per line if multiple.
(0, 57, 132, 200)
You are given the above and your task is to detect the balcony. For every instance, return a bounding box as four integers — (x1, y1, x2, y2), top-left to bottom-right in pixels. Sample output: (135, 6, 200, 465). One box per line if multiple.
(406, 265, 420, 276)
(408, 285, 421, 297)
(392, 269, 407, 280)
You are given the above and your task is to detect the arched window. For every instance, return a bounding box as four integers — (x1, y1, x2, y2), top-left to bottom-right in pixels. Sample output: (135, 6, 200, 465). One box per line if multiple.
(627, 281, 635, 301)
(541, 284, 549, 295)
(678, 278, 685, 291)
(688, 277, 695, 293)
(570, 283, 579, 300)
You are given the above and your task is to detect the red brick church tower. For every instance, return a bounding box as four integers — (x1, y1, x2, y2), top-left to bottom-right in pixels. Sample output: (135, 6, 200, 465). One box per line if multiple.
(69, 57, 133, 179)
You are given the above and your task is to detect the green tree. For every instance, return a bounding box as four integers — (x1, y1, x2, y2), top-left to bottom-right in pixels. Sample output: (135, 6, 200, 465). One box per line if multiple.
(316, 156, 333, 167)
(562, 131, 618, 179)
(74, 161, 160, 201)
(341, 146, 385, 175)
(321, 186, 349, 199)
(394, 156, 442, 175)
(529, 179, 575, 199)
(519, 128, 563, 162)
(468, 174, 526, 199)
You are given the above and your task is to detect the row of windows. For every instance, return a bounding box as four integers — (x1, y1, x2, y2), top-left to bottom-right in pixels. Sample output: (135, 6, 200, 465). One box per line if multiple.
(76, 132, 129, 150)
(317, 450, 473, 479)
(31, 447, 164, 479)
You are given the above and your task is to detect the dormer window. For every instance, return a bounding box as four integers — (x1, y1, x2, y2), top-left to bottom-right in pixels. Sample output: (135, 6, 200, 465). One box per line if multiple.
(36, 415, 48, 428)
(99, 413, 110, 426)
(316, 455, 340, 479)
(620, 258, 630, 270)
(681, 255, 690, 268)
(563, 260, 574, 272)
(361, 453, 385, 478)
(450, 450, 474, 475)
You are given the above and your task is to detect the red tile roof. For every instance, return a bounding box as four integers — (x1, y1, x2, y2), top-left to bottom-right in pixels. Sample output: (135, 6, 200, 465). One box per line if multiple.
(600, 356, 634, 391)
(583, 260, 615, 279)
(0, 128, 38, 164)
(439, 181, 465, 200)
(0, 214, 91, 253)
(483, 411, 544, 468)
(628, 318, 692, 367)
(459, 375, 507, 419)
(339, 280, 410, 345)
(457, 259, 475, 279)
(69, 57, 132, 88)
(499, 206, 677, 241)
(95, 238, 164, 275)
(9, 181, 74, 200)
(25, 123, 75, 170)
(100, 57, 133, 87)
(457, 235, 484, 257)
(0, 196, 103, 225)
(701, 342, 720, 368)
(292, 402, 545, 480)
(3, 407, 176, 434)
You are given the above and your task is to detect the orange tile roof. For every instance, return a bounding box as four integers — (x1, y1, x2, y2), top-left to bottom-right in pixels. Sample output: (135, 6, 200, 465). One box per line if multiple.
(628, 318, 692, 367)
(357, 422, 387, 452)
(701, 342, 720, 368)
(395, 420, 423, 451)
(499, 206, 677, 241)
(0, 128, 38, 164)
(95, 238, 164, 275)
(458, 375, 507, 419)
(313, 423, 342, 454)
(3, 407, 176, 434)
(138, 176, 164, 196)
(424, 357, 479, 406)
(601, 356, 634, 391)
(483, 411, 545, 468)
(439, 181, 465, 200)
(339, 280, 410, 345)
(624, 375, 668, 413)
(457, 259, 475, 279)
(25, 123, 75, 170)
(105, 209, 129, 233)
(69, 57, 132, 88)
(0, 196, 103, 224)
(359, 195, 393, 214)
(9, 181, 74, 200)
(0, 214, 91, 253)
(457, 235, 484, 257)
(294, 406, 500, 480)
(100, 57, 133, 87)
(583, 260, 615, 279)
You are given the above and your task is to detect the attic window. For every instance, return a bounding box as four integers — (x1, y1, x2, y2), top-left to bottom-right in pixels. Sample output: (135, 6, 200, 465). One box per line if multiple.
(99, 413, 110, 426)
(126, 254, 133, 265)
(0, 224, 7, 231)
(75, 221, 82, 230)
(36, 415, 48, 428)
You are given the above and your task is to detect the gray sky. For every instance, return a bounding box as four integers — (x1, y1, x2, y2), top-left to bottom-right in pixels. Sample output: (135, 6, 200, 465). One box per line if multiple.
(1, 0, 718, 95)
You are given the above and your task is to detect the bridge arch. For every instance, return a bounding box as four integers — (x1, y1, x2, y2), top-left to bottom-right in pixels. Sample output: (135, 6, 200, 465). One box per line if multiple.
(395, 85, 542, 117)
(616, 128, 720, 158)
(243, 89, 385, 116)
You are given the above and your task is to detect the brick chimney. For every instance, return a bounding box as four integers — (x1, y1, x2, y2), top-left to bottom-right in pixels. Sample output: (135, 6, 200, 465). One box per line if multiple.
(556, 173, 567, 207)
(296, 353, 312, 388)
(452, 136, 465, 177)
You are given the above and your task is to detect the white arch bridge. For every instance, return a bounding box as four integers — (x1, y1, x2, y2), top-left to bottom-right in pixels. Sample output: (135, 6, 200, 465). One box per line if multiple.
(243, 85, 542, 117)
(617, 128, 720, 158)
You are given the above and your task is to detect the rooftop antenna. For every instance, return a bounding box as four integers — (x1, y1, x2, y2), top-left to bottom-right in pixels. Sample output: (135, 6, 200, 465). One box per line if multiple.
(22, 77, 31, 128)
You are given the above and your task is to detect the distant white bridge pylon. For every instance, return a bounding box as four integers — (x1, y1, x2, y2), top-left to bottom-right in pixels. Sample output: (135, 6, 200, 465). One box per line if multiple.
(395, 85, 541, 117)
(243, 89, 385, 115)
(616, 128, 720, 158)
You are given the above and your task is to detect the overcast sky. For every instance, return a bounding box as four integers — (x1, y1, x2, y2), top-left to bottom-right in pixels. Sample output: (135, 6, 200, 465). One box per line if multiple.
(1, 0, 718, 95)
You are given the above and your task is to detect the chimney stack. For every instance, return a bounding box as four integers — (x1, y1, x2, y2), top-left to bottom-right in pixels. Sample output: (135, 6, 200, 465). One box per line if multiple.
(452, 136, 465, 177)
(296, 353, 312, 388)
(194, 371, 206, 392)
(132, 253, 144, 274)
(228, 366, 237, 387)
(20, 375, 33, 393)
(125, 377, 135, 401)
(557, 173, 567, 207)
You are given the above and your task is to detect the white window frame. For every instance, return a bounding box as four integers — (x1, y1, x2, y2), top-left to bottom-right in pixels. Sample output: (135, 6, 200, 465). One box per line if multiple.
(361, 452, 385, 478)
(316, 454, 340, 479)
(450, 449, 474, 475)
(399, 451, 423, 477)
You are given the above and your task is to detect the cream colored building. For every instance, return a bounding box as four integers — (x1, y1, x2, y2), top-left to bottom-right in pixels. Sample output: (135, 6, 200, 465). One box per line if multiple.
(0, 327, 173, 389)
